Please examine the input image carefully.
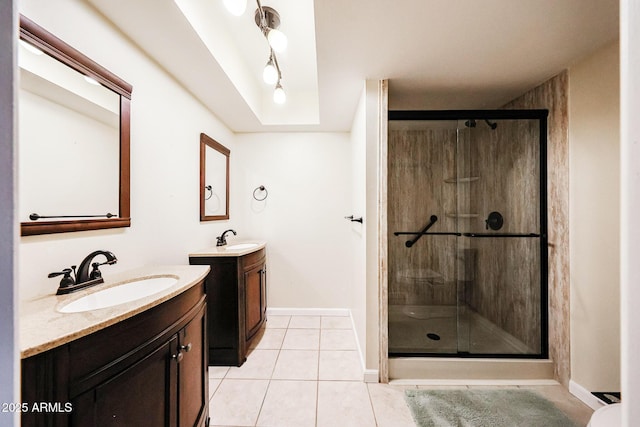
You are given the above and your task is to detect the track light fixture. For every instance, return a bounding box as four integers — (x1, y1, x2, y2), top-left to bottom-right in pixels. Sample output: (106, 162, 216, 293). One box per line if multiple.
(224, 0, 287, 104)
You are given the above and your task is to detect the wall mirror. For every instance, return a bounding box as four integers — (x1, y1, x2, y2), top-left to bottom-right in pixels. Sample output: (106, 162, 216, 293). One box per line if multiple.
(200, 133, 230, 221)
(19, 15, 132, 236)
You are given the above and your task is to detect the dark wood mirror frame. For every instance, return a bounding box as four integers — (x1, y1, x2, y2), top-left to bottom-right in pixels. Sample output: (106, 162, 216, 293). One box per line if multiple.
(200, 133, 230, 221)
(19, 15, 132, 236)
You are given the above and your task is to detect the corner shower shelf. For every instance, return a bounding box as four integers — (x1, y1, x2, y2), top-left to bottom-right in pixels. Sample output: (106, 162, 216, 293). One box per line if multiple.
(444, 176, 479, 183)
(446, 213, 479, 219)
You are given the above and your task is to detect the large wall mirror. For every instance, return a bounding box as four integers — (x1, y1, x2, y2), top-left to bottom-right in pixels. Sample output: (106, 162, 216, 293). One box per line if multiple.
(19, 15, 132, 236)
(200, 133, 230, 221)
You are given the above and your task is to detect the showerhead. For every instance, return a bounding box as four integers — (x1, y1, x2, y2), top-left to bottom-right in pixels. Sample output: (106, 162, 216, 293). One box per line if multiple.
(465, 119, 497, 129)
(484, 119, 498, 130)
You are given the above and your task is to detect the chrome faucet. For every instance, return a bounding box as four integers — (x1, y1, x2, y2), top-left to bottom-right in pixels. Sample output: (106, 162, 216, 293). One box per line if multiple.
(216, 229, 237, 246)
(48, 250, 117, 295)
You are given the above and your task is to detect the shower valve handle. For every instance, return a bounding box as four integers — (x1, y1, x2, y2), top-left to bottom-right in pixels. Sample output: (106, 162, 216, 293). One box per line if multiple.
(485, 211, 504, 231)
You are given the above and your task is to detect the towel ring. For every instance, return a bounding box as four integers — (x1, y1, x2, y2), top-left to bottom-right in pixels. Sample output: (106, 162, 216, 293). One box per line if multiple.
(253, 185, 268, 201)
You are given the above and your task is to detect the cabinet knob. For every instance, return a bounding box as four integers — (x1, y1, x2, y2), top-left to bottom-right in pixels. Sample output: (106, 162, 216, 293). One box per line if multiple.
(172, 352, 184, 363)
(180, 343, 192, 353)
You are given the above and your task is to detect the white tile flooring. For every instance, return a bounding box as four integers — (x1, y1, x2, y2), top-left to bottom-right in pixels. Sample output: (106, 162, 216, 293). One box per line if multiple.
(207, 314, 593, 427)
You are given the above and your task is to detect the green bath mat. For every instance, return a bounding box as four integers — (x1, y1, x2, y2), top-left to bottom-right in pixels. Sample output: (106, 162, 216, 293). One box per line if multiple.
(404, 389, 578, 427)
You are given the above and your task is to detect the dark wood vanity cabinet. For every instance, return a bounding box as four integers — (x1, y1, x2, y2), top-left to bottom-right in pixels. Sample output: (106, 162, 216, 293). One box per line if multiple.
(189, 248, 267, 366)
(21, 281, 208, 427)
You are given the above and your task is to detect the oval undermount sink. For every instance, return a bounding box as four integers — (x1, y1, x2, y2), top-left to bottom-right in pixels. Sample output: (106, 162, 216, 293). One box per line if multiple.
(224, 243, 259, 251)
(58, 277, 178, 313)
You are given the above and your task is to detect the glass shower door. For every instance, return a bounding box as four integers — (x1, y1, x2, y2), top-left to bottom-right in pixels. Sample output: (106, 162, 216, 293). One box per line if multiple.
(387, 110, 548, 358)
(454, 118, 545, 356)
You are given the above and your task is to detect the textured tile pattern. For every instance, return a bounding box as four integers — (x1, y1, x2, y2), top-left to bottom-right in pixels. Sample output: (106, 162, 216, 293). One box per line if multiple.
(317, 381, 377, 427)
(504, 71, 571, 386)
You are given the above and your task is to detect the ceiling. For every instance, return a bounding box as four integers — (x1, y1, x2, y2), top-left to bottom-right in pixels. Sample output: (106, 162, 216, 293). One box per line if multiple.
(86, 0, 619, 133)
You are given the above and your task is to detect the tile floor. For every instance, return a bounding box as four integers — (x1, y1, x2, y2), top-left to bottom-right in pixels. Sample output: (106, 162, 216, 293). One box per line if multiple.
(207, 314, 594, 427)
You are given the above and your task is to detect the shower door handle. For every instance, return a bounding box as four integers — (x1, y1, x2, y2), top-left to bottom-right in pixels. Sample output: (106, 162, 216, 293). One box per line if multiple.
(394, 232, 540, 238)
(462, 233, 540, 238)
(393, 215, 438, 248)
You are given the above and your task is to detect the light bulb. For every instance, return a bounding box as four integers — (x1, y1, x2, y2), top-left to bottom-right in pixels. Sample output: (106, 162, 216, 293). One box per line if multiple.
(263, 60, 278, 85)
(267, 28, 287, 53)
(273, 83, 286, 104)
(223, 0, 247, 16)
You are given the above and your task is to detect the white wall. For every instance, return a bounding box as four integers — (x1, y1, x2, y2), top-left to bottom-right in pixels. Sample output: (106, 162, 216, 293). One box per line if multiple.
(620, 0, 640, 422)
(234, 132, 353, 308)
(569, 40, 620, 392)
(346, 80, 385, 377)
(18, 0, 239, 300)
(0, 0, 19, 425)
(350, 85, 368, 367)
(364, 80, 383, 372)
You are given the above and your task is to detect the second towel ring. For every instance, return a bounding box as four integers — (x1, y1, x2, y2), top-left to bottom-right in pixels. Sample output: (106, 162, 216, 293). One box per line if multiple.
(253, 185, 268, 201)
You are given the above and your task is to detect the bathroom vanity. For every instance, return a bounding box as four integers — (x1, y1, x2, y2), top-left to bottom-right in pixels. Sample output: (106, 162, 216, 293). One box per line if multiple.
(19, 265, 210, 427)
(189, 242, 267, 366)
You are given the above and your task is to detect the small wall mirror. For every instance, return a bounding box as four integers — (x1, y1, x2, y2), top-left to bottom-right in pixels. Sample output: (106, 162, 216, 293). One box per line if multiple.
(19, 15, 132, 236)
(200, 133, 230, 221)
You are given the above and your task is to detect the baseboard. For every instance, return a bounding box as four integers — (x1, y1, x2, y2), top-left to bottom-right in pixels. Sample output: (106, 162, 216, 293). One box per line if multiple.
(569, 380, 606, 410)
(347, 312, 378, 383)
(266, 307, 350, 316)
(364, 369, 379, 383)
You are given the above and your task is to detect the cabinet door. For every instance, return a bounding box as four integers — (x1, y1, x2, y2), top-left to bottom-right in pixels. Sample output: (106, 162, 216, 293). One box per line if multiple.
(72, 337, 178, 427)
(21, 347, 70, 427)
(178, 304, 208, 427)
(244, 262, 266, 341)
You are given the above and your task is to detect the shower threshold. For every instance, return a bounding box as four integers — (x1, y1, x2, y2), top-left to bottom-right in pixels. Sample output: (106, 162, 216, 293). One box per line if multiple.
(388, 357, 555, 383)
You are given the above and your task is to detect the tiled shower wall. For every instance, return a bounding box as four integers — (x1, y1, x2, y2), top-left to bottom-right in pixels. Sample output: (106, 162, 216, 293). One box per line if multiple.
(504, 72, 570, 387)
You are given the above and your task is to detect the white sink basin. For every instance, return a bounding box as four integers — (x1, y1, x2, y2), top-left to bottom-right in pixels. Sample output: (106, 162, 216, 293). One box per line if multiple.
(58, 277, 178, 313)
(225, 243, 259, 251)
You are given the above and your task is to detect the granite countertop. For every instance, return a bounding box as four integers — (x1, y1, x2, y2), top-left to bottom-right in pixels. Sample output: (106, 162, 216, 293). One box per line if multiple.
(189, 240, 266, 257)
(20, 264, 210, 359)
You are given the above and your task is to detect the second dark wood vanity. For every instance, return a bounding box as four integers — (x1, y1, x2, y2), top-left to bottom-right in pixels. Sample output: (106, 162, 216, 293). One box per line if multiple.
(189, 244, 267, 366)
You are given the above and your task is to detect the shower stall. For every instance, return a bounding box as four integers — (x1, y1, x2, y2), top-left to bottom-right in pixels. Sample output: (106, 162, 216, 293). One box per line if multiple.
(387, 110, 548, 358)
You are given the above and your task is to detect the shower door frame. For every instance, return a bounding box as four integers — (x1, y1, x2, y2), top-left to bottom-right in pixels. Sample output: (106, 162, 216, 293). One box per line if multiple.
(386, 109, 549, 359)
